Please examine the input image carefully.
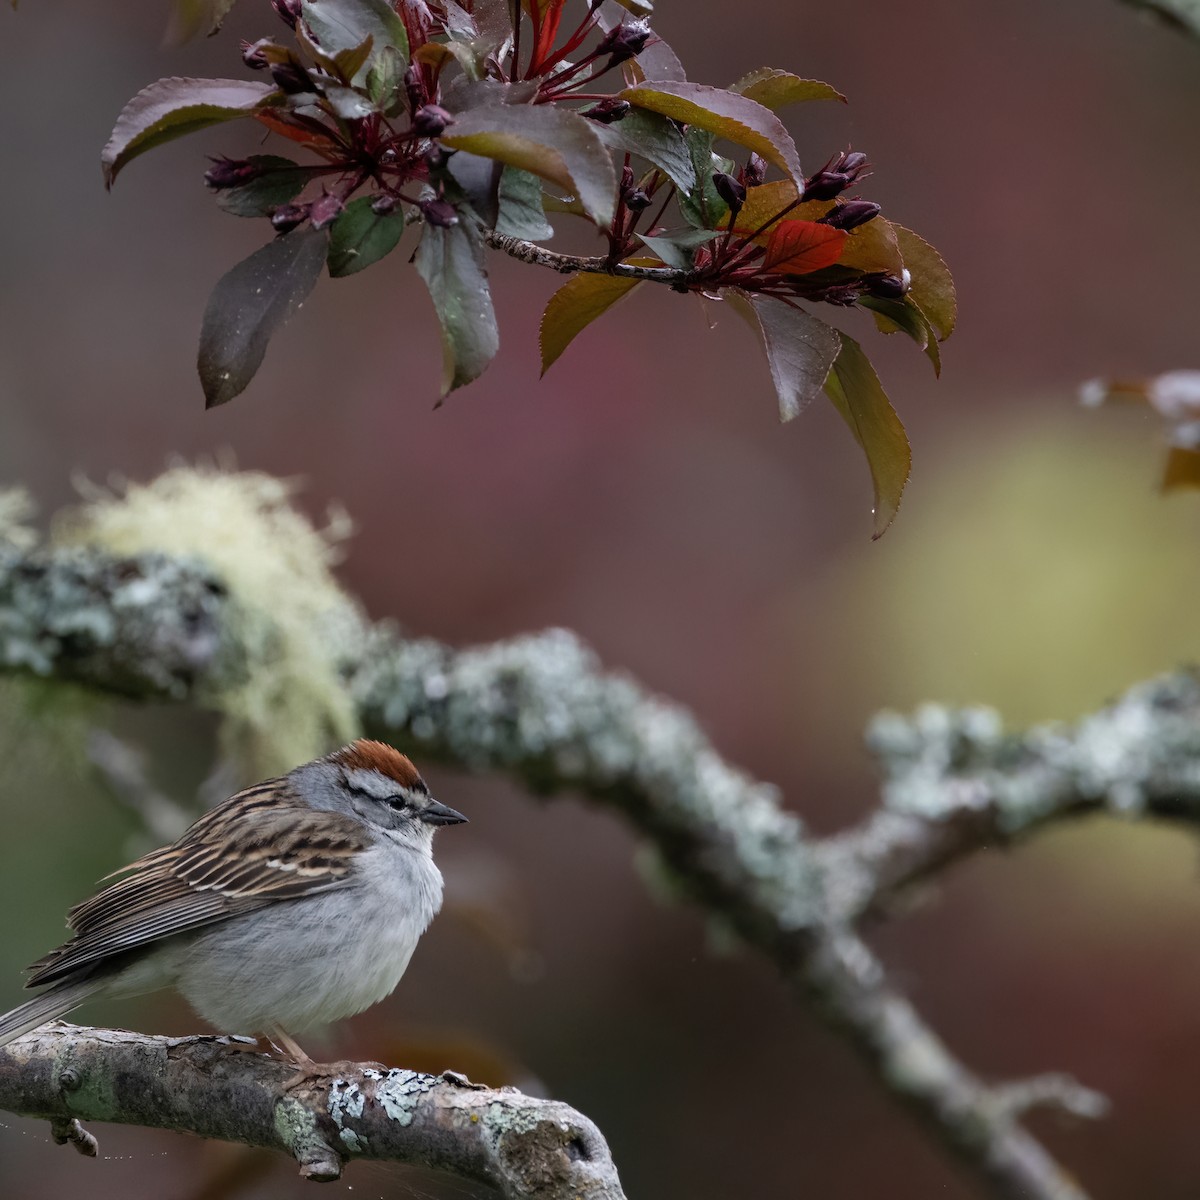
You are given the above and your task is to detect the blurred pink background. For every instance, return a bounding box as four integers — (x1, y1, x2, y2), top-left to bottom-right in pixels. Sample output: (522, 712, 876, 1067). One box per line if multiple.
(4, 2, 1200, 1197)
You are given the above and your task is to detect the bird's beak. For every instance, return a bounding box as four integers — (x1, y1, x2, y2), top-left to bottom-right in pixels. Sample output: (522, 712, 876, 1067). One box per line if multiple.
(421, 800, 468, 826)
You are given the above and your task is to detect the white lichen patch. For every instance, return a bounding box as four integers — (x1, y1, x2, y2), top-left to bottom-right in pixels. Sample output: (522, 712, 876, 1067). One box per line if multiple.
(369, 1069, 439, 1126)
(328, 1078, 369, 1153)
(53, 464, 363, 776)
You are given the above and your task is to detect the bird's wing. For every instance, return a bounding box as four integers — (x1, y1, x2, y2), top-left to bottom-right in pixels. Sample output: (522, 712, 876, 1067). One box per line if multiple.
(26, 781, 367, 988)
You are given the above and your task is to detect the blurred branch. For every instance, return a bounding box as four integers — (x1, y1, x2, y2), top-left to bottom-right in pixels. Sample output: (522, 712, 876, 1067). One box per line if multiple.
(5, 542, 1181, 1199)
(816, 674, 1200, 922)
(86, 729, 193, 843)
(1119, 0, 1200, 37)
(0, 1023, 623, 1200)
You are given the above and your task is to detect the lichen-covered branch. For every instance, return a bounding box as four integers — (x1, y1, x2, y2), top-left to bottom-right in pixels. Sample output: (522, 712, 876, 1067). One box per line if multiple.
(817, 674, 1200, 921)
(486, 231, 689, 284)
(0, 1024, 623, 1199)
(3, 539, 1171, 1200)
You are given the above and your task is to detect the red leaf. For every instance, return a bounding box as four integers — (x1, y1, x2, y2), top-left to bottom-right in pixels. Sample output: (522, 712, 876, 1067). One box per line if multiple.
(761, 220, 846, 275)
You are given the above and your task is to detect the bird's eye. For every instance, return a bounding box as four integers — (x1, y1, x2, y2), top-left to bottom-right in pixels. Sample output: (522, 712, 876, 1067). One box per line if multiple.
(385, 795, 408, 812)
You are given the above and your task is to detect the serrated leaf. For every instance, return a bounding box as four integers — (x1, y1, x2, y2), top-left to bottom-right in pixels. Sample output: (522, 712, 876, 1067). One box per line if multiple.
(823, 331, 911, 538)
(730, 68, 845, 109)
(216, 155, 311, 218)
(441, 104, 616, 226)
(678, 129, 731, 230)
(198, 228, 329, 407)
(414, 211, 499, 395)
(620, 81, 803, 185)
(861, 294, 941, 376)
(730, 292, 841, 422)
(334, 35, 376, 84)
(495, 167, 554, 241)
(890, 223, 956, 341)
(327, 195, 405, 276)
(540, 271, 644, 374)
(103, 78, 276, 187)
(591, 107, 695, 192)
(636, 229, 716, 272)
(762, 220, 847, 274)
(301, 0, 409, 65)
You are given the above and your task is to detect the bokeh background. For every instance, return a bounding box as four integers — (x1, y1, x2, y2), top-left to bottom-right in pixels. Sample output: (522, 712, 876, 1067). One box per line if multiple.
(4, 1, 1200, 1197)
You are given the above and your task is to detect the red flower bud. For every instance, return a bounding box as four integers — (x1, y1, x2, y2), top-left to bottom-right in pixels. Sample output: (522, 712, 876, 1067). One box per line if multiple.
(866, 270, 911, 299)
(421, 197, 459, 228)
(804, 149, 870, 201)
(596, 19, 651, 65)
(204, 157, 262, 190)
(270, 0, 301, 28)
(742, 153, 767, 188)
(309, 193, 344, 230)
(270, 202, 311, 233)
(581, 99, 632, 124)
(712, 171, 746, 212)
(819, 199, 881, 230)
(413, 105, 454, 138)
(371, 193, 399, 216)
(624, 189, 652, 212)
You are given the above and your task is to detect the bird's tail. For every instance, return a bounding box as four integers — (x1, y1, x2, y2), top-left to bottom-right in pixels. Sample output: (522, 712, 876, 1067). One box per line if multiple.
(0, 978, 102, 1048)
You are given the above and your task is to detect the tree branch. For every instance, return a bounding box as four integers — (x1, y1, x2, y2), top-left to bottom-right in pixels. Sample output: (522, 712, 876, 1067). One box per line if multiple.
(2, 541, 1166, 1199)
(486, 230, 690, 284)
(0, 1024, 622, 1199)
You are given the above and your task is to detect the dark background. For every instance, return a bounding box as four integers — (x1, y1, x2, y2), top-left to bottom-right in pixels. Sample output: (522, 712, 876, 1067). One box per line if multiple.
(3, 2, 1200, 1197)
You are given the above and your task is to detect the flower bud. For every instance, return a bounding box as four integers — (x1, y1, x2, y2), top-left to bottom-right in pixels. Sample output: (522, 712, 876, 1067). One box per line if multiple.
(270, 0, 301, 28)
(867, 269, 911, 299)
(624, 189, 652, 212)
(371, 193, 399, 216)
(742, 153, 767, 188)
(596, 18, 651, 66)
(819, 199, 881, 230)
(412, 104, 454, 138)
(270, 202, 311, 233)
(270, 61, 317, 95)
(803, 149, 870, 200)
(309, 193, 344, 230)
(204, 157, 261, 190)
(581, 99, 631, 124)
(241, 39, 273, 70)
(421, 197, 459, 228)
(712, 171, 746, 212)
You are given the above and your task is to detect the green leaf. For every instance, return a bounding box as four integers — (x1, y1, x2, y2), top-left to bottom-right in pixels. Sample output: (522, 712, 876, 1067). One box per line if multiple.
(414, 211, 499, 395)
(441, 104, 616, 227)
(620, 81, 803, 185)
(102, 78, 276, 187)
(300, 0, 409, 65)
(730, 293, 842, 422)
(366, 44, 406, 114)
(327, 195, 405, 276)
(495, 167, 554, 241)
(198, 228, 329, 408)
(591, 107, 695, 193)
(636, 229, 717, 272)
(860, 295, 941, 376)
(730, 68, 846, 109)
(540, 271, 644, 374)
(678, 129, 731, 230)
(824, 331, 911, 538)
(216, 155, 311, 218)
(321, 82, 377, 119)
(890, 223, 957, 341)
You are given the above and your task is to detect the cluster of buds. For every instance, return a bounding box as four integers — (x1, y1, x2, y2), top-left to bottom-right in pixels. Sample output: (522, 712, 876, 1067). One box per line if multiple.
(818, 199, 881, 231)
(804, 150, 870, 201)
